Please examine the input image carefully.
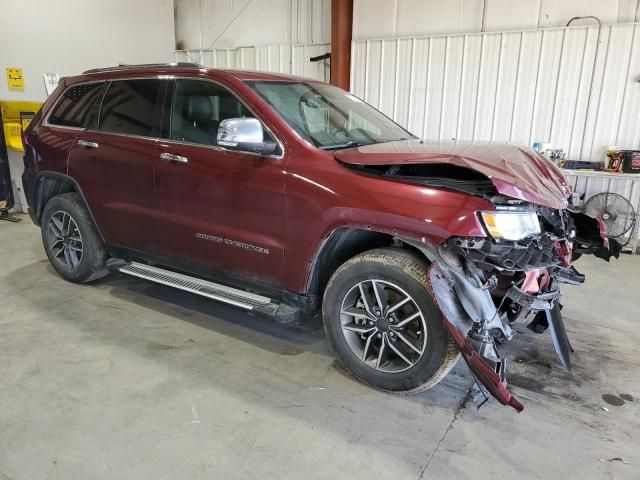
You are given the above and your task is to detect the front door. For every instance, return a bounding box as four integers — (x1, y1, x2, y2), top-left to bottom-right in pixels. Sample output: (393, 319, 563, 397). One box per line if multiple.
(68, 78, 166, 251)
(152, 78, 287, 287)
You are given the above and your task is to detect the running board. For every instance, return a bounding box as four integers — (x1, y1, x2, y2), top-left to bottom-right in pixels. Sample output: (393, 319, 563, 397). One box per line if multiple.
(115, 261, 300, 322)
(118, 262, 272, 310)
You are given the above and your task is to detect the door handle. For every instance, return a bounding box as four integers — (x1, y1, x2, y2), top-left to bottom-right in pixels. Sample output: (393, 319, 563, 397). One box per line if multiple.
(160, 152, 189, 164)
(77, 140, 99, 149)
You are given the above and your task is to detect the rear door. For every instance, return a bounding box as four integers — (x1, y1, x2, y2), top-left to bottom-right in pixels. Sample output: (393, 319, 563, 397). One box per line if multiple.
(152, 78, 287, 286)
(67, 78, 166, 250)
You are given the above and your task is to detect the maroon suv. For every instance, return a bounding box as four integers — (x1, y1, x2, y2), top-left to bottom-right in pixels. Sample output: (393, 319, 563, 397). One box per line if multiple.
(22, 63, 618, 411)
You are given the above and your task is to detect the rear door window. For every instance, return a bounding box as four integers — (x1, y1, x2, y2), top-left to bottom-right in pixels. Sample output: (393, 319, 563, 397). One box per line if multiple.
(48, 82, 107, 129)
(99, 79, 162, 137)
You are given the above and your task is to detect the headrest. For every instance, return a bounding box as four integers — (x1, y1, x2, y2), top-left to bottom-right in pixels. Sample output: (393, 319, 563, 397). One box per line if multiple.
(218, 95, 240, 119)
(184, 96, 212, 122)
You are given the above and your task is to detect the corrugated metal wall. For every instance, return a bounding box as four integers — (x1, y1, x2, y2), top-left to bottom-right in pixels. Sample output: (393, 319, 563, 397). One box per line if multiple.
(176, 44, 331, 81)
(351, 22, 640, 161)
(353, 0, 640, 39)
(174, 0, 330, 50)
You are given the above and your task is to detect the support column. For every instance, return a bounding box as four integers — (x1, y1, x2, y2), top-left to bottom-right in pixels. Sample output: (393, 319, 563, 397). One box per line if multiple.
(330, 0, 353, 90)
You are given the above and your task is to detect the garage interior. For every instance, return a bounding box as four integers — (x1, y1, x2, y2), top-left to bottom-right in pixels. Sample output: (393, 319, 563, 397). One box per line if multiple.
(1, 1, 639, 479)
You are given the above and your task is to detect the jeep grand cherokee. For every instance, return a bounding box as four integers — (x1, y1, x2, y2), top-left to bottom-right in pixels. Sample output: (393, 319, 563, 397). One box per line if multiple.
(21, 63, 619, 411)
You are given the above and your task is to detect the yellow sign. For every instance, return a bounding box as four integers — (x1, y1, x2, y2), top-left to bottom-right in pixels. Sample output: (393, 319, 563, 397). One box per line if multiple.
(0, 100, 43, 151)
(6, 67, 24, 90)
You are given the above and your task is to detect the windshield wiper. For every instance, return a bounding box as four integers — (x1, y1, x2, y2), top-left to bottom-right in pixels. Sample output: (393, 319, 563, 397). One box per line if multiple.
(320, 137, 413, 151)
(319, 141, 366, 151)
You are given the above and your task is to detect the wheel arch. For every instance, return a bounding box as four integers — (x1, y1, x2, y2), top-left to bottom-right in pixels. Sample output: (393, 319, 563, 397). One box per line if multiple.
(31, 171, 104, 242)
(305, 227, 426, 298)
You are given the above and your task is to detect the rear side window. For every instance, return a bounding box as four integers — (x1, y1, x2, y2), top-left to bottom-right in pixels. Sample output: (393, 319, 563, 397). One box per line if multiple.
(99, 79, 162, 137)
(48, 82, 107, 129)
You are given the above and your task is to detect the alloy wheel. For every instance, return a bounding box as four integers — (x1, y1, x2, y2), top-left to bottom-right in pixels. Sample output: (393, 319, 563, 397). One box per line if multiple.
(46, 211, 84, 269)
(339, 279, 428, 373)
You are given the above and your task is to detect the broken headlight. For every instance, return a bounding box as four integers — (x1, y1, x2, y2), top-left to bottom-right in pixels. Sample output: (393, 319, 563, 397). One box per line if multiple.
(480, 210, 541, 241)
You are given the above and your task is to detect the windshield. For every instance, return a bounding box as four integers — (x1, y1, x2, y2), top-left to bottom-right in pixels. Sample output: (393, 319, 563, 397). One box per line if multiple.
(246, 81, 414, 150)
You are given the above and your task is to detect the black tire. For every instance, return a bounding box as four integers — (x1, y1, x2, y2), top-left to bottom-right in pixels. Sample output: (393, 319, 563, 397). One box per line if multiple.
(322, 248, 459, 393)
(41, 192, 108, 283)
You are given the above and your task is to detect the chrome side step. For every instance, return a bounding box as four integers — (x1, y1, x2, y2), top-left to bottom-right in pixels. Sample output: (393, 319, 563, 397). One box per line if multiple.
(118, 262, 272, 310)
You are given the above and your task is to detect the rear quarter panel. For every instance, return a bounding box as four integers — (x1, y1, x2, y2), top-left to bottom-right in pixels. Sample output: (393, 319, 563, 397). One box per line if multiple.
(23, 78, 82, 203)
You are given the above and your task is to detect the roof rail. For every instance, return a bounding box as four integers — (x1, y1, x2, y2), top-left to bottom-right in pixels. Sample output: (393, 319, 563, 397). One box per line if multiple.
(82, 62, 204, 74)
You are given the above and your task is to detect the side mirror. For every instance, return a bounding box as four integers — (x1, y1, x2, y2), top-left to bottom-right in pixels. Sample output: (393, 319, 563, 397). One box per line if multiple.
(217, 118, 277, 155)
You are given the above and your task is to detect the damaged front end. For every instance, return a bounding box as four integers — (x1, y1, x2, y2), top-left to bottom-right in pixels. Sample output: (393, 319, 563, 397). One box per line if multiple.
(335, 140, 621, 411)
(414, 205, 620, 412)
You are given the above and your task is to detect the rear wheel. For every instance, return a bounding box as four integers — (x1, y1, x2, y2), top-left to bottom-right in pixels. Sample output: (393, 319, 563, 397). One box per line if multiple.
(322, 248, 459, 393)
(41, 193, 108, 283)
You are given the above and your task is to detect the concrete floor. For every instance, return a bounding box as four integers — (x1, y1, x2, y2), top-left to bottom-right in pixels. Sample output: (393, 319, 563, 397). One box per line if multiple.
(1, 216, 639, 480)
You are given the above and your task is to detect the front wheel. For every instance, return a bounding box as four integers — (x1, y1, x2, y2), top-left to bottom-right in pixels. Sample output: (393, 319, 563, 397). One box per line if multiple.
(322, 248, 459, 393)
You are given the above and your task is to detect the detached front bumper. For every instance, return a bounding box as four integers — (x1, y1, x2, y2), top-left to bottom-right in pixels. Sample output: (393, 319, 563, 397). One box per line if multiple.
(427, 262, 532, 411)
(409, 205, 621, 412)
(424, 241, 572, 412)
(427, 262, 526, 411)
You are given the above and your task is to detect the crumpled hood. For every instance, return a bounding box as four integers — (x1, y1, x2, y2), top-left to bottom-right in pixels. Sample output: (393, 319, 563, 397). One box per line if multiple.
(335, 140, 571, 209)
